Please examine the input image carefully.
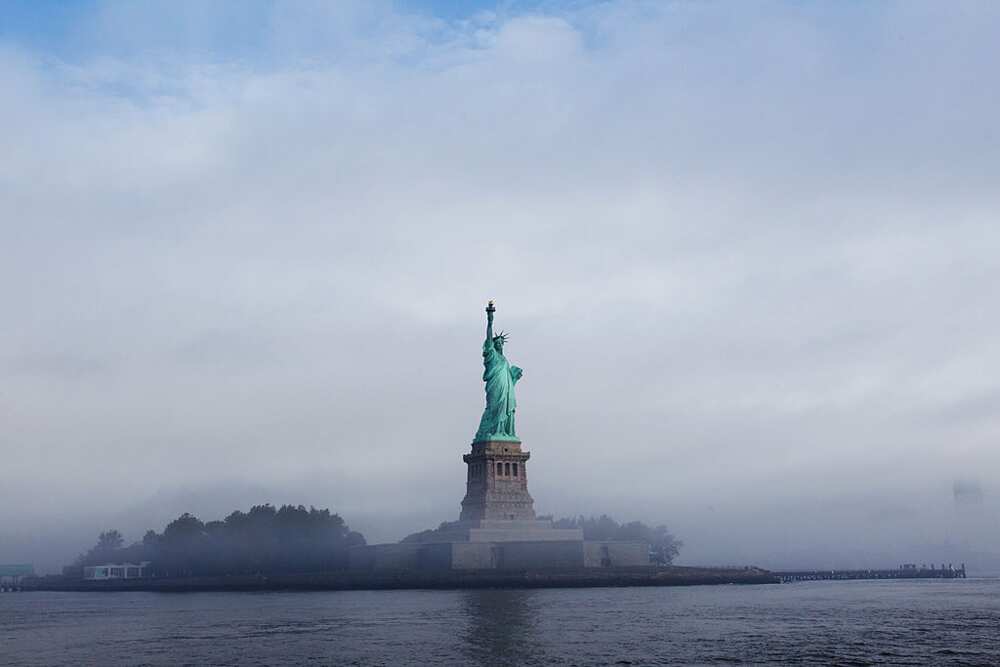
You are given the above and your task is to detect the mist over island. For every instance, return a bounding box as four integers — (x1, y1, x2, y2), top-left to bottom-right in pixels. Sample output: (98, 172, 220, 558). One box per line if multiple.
(2, 0, 1000, 578)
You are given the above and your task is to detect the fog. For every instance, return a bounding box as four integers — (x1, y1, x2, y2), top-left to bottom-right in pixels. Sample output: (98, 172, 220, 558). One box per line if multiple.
(2, 1, 999, 574)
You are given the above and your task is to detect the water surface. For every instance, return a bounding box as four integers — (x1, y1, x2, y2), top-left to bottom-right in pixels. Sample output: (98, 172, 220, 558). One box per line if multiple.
(2, 579, 998, 665)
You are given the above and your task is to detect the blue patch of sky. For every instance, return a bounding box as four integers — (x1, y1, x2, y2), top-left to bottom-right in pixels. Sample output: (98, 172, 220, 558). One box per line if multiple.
(0, 0, 564, 103)
(2, 0, 266, 62)
(1, 0, 98, 55)
(393, 0, 555, 21)
(0, 0, 893, 69)
(0, 0, 566, 59)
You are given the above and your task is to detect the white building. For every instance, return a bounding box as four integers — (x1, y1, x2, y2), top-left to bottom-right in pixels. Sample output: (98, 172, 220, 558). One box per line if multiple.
(83, 562, 150, 580)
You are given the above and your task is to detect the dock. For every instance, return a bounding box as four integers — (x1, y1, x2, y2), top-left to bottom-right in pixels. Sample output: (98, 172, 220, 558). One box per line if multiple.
(774, 563, 967, 583)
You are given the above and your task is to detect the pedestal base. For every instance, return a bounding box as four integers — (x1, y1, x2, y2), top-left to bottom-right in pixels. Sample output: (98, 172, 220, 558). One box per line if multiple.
(414, 519, 584, 544)
(460, 440, 536, 521)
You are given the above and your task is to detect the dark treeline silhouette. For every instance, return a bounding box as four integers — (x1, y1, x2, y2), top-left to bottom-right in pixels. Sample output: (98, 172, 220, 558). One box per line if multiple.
(70, 504, 366, 577)
(548, 515, 683, 565)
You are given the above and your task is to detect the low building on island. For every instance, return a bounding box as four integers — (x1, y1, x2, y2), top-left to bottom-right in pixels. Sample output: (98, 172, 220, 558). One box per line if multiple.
(83, 562, 150, 580)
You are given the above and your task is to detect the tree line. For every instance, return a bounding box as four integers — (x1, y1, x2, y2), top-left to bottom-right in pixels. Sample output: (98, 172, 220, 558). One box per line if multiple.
(549, 515, 683, 565)
(69, 504, 366, 577)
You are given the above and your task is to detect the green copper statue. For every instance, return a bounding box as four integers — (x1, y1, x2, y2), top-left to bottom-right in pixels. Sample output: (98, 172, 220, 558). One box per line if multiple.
(474, 301, 523, 442)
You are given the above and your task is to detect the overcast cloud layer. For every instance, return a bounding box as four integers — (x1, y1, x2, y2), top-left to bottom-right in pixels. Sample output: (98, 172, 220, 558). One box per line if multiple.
(2, 1, 999, 573)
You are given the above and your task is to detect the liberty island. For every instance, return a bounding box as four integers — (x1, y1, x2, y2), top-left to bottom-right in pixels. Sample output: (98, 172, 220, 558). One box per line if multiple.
(22, 302, 778, 590)
(26, 303, 944, 591)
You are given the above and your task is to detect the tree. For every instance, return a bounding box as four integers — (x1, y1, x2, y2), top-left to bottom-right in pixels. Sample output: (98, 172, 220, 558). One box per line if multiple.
(69, 505, 367, 578)
(72, 529, 127, 568)
(401, 522, 454, 544)
(552, 515, 684, 565)
(648, 525, 683, 565)
(97, 530, 124, 551)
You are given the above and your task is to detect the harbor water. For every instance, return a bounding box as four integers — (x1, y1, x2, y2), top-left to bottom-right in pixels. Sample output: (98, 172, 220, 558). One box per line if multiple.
(2, 578, 998, 665)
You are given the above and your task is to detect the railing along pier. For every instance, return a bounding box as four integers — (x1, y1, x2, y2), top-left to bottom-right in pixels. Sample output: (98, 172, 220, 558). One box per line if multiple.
(774, 563, 967, 583)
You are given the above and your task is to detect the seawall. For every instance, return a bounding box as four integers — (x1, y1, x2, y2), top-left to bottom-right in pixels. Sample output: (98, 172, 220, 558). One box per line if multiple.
(22, 566, 778, 593)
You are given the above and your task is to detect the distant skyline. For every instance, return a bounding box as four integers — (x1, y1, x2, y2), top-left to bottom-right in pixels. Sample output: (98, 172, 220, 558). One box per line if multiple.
(2, 0, 999, 574)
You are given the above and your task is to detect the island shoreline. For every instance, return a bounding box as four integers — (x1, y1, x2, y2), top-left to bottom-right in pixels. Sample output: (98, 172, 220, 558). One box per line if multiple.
(22, 566, 778, 593)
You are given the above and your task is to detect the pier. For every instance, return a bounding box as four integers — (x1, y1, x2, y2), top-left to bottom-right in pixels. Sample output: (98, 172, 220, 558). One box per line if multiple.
(774, 563, 967, 583)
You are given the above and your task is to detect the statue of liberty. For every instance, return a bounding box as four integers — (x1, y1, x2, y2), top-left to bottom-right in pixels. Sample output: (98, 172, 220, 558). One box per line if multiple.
(474, 301, 523, 442)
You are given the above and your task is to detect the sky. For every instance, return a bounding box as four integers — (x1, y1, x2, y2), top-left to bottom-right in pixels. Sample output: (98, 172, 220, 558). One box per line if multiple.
(2, 0, 999, 574)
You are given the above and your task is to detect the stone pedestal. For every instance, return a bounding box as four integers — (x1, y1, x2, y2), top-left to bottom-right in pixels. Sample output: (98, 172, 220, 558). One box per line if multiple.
(460, 440, 536, 521)
(421, 519, 583, 544)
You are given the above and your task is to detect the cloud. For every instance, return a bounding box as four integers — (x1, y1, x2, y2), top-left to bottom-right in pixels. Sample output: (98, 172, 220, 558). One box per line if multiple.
(2, 0, 1000, 571)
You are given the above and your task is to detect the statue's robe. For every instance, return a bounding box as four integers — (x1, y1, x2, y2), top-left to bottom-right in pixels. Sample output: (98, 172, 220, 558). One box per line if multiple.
(474, 339, 522, 441)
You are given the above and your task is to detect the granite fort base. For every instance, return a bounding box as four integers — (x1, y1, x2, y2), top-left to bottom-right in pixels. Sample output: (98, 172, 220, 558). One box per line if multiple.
(350, 439, 648, 571)
(349, 539, 648, 571)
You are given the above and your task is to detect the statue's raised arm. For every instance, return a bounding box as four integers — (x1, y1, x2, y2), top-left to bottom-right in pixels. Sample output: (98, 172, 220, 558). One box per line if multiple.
(484, 300, 495, 350)
(474, 301, 521, 443)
